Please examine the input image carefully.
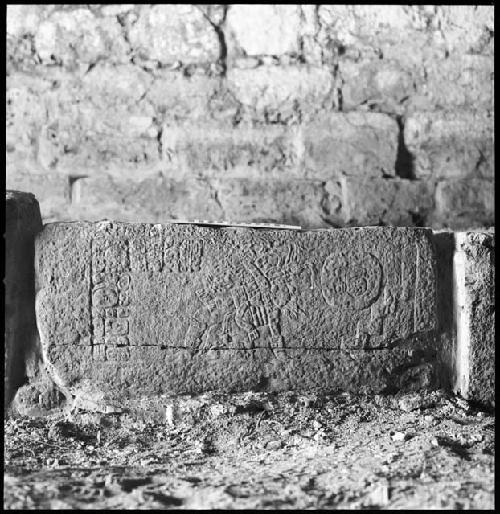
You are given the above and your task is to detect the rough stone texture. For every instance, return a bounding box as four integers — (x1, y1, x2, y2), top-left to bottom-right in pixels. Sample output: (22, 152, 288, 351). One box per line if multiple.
(127, 5, 220, 67)
(433, 179, 494, 230)
(405, 111, 493, 180)
(303, 113, 399, 178)
(35, 223, 439, 405)
(226, 4, 302, 58)
(34, 8, 129, 67)
(455, 231, 495, 408)
(5, 192, 43, 411)
(6, 5, 494, 229)
(341, 178, 434, 227)
(339, 59, 415, 114)
(160, 124, 301, 179)
(226, 66, 335, 123)
(416, 56, 493, 111)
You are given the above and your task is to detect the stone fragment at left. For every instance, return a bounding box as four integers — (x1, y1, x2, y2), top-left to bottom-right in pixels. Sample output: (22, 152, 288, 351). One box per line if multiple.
(5, 191, 43, 413)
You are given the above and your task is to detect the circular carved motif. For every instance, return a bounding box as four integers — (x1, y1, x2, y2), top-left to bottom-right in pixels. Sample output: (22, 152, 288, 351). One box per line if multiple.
(321, 252, 382, 310)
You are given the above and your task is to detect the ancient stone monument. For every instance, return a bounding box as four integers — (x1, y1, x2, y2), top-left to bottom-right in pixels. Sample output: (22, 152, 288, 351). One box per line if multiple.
(4, 191, 495, 413)
(35, 221, 439, 405)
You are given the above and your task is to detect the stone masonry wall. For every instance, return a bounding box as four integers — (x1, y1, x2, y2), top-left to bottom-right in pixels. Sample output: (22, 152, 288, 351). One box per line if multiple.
(6, 5, 494, 229)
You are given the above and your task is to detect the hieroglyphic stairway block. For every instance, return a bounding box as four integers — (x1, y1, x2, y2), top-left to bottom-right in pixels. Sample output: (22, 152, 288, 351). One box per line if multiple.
(35, 223, 438, 403)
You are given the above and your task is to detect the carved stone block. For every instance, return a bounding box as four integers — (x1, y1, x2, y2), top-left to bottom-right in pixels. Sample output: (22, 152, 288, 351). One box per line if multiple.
(35, 223, 438, 404)
(5, 191, 43, 411)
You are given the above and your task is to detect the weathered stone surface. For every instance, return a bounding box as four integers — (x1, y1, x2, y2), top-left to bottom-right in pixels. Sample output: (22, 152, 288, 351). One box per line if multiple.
(303, 113, 399, 178)
(34, 8, 129, 67)
(227, 66, 334, 123)
(405, 110, 493, 179)
(316, 6, 493, 62)
(418, 56, 493, 110)
(148, 72, 219, 123)
(127, 4, 220, 65)
(434, 179, 494, 229)
(5, 191, 43, 411)
(438, 6, 494, 54)
(211, 179, 326, 226)
(61, 175, 337, 229)
(341, 177, 434, 227)
(6, 4, 494, 230)
(226, 4, 301, 58)
(454, 231, 495, 408)
(6, 74, 50, 158)
(36, 223, 438, 404)
(339, 59, 415, 114)
(72, 176, 224, 223)
(160, 124, 300, 178)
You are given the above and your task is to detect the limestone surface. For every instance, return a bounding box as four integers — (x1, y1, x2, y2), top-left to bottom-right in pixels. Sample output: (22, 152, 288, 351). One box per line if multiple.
(455, 231, 495, 408)
(5, 191, 43, 410)
(7, 5, 494, 229)
(36, 223, 438, 404)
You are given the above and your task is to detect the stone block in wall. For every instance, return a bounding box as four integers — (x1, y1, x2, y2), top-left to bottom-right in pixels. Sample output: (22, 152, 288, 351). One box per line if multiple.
(35, 223, 438, 406)
(81, 63, 154, 110)
(127, 4, 220, 66)
(454, 231, 495, 408)
(339, 59, 415, 114)
(438, 6, 494, 55)
(226, 4, 301, 58)
(69, 175, 224, 224)
(316, 5, 441, 65)
(316, 6, 493, 62)
(405, 110, 493, 179)
(34, 7, 130, 67)
(6, 74, 50, 158)
(227, 65, 334, 123)
(5, 191, 43, 410)
(318, 5, 419, 47)
(211, 178, 328, 227)
(415, 56, 493, 110)
(33, 64, 160, 176)
(341, 177, 434, 227)
(147, 72, 219, 123)
(434, 179, 494, 229)
(69, 175, 335, 229)
(303, 112, 399, 179)
(161, 124, 301, 179)
(37, 125, 160, 179)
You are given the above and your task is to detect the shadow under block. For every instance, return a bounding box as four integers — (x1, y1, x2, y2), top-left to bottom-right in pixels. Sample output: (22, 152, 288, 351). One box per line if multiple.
(35, 222, 442, 404)
(5, 191, 43, 411)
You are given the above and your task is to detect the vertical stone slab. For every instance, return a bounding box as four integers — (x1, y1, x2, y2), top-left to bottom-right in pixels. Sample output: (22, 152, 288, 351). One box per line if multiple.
(35, 223, 439, 406)
(454, 230, 495, 408)
(5, 191, 43, 411)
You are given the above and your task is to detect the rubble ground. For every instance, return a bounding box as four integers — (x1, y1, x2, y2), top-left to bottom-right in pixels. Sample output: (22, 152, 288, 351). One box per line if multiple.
(4, 389, 494, 509)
